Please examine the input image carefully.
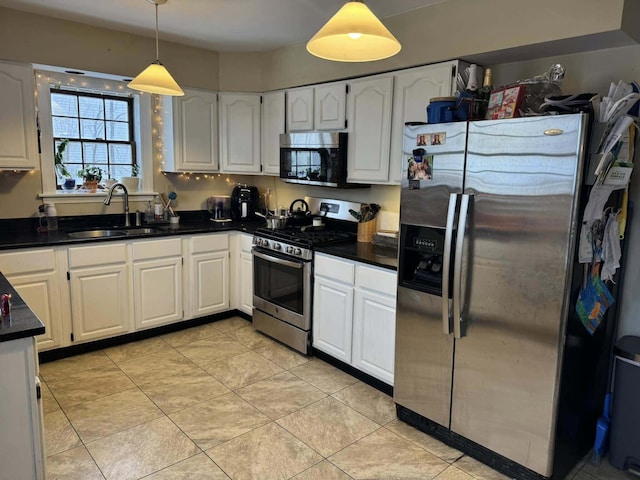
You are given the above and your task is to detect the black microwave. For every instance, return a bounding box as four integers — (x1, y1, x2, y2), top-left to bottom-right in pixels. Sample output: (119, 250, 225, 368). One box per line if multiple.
(279, 132, 368, 188)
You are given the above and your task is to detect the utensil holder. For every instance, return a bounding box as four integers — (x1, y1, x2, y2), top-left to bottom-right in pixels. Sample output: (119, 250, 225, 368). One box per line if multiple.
(357, 219, 377, 243)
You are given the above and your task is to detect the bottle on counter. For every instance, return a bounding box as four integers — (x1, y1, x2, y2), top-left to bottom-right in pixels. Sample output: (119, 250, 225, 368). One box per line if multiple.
(480, 68, 493, 100)
(465, 64, 479, 95)
(154, 196, 163, 221)
(45, 203, 58, 231)
(145, 201, 154, 223)
(478, 68, 493, 118)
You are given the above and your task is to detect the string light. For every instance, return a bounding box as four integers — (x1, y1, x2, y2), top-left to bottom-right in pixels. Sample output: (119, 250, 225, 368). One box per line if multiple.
(36, 69, 234, 187)
(36, 70, 134, 98)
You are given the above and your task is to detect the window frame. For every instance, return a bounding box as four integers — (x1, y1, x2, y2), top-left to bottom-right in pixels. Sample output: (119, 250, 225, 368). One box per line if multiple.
(36, 69, 154, 203)
(50, 89, 138, 180)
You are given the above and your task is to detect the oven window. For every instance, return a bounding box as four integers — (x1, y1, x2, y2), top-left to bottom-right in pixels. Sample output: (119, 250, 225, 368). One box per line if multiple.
(254, 254, 305, 315)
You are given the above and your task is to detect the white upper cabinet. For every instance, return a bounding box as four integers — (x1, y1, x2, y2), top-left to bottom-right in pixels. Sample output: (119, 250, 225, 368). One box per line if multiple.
(286, 82, 346, 132)
(287, 87, 314, 131)
(167, 88, 219, 173)
(261, 91, 285, 176)
(314, 82, 347, 130)
(219, 93, 262, 174)
(0, 61, 38, 170)
(346, 75, 394, 184)
(389, 61, 464, 184)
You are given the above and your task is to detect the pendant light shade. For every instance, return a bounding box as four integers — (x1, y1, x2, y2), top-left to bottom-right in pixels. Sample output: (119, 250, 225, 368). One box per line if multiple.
(306, 0, 401, 62)
(128, 61, 183, 96)
(129, 0, 184, 96)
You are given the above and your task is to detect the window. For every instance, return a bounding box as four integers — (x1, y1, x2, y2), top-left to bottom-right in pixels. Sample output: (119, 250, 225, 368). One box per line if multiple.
(36, 68, 153, 201)
(51, 90, 137, 183)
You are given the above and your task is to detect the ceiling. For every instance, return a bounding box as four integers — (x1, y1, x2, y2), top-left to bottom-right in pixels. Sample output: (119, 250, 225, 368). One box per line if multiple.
(0, 0, 447, 52)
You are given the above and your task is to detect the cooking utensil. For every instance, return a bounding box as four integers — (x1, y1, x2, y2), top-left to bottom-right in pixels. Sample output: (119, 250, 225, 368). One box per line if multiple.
(349, 208, 362, 221)
(166, 191, 177, 217)
(256, 211, 287, 229)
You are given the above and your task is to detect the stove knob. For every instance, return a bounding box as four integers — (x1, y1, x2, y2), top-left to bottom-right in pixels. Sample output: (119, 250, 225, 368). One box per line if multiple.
(294, 248, 302, 256)
(257, 238, 264, 247)
(263, 240, 270, 248)
(273, 243, 282, 251)
(286, 246, 294, 254)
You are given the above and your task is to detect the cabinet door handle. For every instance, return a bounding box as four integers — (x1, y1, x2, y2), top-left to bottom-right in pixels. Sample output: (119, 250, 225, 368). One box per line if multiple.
(453, 194, 471, 339)
(442, 193, 457, 335)
(252, 249, 304, 269)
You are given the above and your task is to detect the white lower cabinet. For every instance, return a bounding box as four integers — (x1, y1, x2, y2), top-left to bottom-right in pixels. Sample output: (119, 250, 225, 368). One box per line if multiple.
(0, 248, 66, 351)
(313, 253, 397, 385)
(68, 243, 132, 343)
(313, 276, 354, 363)
(187, 233, 230, 319)
(132, 238, 183, 330)
(352, 286, 396, 385)
(0, 337, 45, 479)
(235, 233, 254, 315)
(0, 232, 238, 350)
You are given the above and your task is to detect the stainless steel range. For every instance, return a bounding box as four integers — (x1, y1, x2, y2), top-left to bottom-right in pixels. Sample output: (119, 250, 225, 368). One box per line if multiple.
(252, 197, 361, 354)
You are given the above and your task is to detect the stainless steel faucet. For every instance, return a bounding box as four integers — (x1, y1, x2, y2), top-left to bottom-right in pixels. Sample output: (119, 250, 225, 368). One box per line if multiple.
(104, 183, 130, 227)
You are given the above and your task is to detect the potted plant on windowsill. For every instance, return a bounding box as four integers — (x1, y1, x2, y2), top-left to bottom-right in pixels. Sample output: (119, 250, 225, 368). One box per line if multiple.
(54, 139, 76, 190)
(120, 164, 140, 191)
(78, 166, 103, 192)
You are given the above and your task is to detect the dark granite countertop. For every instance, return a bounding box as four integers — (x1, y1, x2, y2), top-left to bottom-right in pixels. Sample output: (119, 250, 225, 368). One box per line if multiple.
(0, 272, 45, 342)
(0, 212, 262, 251)
(0, 212, 397, 271)
(316, 242, 398, 271)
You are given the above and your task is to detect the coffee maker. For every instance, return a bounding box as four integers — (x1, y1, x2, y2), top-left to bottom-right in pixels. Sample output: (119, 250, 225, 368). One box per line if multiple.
(230, 185, 259, 220)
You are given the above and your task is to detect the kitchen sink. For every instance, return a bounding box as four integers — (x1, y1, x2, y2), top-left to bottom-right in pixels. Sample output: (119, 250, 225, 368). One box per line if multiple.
(67, 227, 164, 239)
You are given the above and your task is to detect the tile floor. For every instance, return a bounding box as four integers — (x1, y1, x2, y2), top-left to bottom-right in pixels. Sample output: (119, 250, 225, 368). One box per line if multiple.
(40, 316, 633, 480)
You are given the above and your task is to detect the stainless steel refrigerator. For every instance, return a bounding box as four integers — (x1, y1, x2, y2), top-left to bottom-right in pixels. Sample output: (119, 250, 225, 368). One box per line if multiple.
(394, 114, 590, 479)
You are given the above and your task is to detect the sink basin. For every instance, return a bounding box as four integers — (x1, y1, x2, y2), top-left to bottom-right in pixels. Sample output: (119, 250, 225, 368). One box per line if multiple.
(67, 229, 128, 239)
(67, 227, 164, 239)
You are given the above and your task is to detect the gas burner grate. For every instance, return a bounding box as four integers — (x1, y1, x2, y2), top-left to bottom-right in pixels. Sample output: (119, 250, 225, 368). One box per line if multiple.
(255, 227, 356, 248)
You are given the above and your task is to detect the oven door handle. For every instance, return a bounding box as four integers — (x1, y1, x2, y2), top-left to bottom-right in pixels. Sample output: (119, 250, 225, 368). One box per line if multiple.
(252, 249, 304, 269)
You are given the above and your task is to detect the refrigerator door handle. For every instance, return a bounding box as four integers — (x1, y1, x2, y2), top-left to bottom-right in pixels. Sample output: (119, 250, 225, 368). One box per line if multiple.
(453, 193, 470, 339)
(442, 192, 457, 335)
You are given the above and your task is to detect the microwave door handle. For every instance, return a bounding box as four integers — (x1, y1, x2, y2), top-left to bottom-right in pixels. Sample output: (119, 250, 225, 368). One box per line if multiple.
(453, 194, 470, 339)
(442, 193, 457, 335)
(252, 249, 304, 269)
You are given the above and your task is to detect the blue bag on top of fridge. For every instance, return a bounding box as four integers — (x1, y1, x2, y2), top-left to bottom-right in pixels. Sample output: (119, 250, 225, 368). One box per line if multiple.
(576, 264, 615, 335)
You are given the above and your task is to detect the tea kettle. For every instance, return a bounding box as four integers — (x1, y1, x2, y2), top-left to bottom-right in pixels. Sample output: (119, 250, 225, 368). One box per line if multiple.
(288, 198, 312, 227)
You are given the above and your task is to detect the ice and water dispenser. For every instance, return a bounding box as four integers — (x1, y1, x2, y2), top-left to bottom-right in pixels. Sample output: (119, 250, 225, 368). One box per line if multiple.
(398, 224, 452, 297)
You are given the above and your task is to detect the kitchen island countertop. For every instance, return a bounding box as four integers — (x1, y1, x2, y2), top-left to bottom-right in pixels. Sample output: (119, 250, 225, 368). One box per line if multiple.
(0, 272, 45, 342)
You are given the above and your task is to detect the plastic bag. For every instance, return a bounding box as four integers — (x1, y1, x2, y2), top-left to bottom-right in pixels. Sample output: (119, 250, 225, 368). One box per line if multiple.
(576, 263, 615, 335)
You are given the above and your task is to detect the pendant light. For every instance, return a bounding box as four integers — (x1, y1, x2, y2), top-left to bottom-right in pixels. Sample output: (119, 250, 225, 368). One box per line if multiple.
(128, 0, 184, 96)
(306, 0, 401, 62)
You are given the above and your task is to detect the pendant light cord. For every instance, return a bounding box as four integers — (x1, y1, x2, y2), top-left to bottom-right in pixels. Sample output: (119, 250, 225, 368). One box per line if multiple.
(154, 2, 160, 61)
